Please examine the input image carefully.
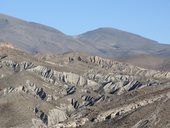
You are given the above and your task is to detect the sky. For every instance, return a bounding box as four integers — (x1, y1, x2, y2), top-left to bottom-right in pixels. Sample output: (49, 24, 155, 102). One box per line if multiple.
(0, 0, 170, 44)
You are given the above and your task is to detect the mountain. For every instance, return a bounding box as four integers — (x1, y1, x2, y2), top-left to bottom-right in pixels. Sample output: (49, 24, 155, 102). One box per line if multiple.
(0, 13, 97, 54)
(2, 13, 170, 128)
(1, 46, 170, 128)
(0, 13, 170, 57)
(78, 28, 170, 56)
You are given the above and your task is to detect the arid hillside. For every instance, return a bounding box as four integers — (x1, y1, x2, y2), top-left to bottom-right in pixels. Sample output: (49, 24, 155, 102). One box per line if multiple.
(1, 13, 170, 57)
(0, 46, 170, 128)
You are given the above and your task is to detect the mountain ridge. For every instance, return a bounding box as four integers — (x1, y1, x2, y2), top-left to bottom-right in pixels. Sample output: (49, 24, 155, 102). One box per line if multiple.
(0, 13, 170, 57)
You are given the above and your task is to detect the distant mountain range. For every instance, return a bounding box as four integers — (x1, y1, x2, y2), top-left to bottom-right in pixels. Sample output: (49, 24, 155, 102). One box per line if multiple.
(0, 13, 170, 57)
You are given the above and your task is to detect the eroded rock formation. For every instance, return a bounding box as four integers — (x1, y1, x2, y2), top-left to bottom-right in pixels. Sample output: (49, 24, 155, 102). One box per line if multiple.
(1, 49, 170, 128)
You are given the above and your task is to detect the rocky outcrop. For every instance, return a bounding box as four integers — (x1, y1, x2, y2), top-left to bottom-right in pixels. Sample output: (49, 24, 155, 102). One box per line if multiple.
(32, 107, 68, 127)
(86, 71, 164, 95)
(3, 86, 24, 95)
(2, 81, 46, 100)
(32, 118, 47, 128)
(87, 72, 144, 95)
(4, 60, 20, 72)
(87, 56, 170, 80)
(95, 94, 165, 123)
(33, 107, 48, 125)
(81, 95, 96, 106)
(20, 61, 34, 71)
(42, 68, 54, 79)
(103, 80, 142, 95)
(24, 80, 46, 100)
(71, 99, 80, 109)
(48, 108, 68, 126)
(55, 72, 88, 86)
(28, 66, 97, 88)
(2, 60, 34, 71)
(81, 95, 105, 107)
(66, 86, 76, 95)
(88, 56, 114, 68)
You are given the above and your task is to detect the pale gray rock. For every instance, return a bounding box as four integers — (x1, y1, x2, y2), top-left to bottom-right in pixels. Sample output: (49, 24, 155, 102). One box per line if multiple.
(4, 60, 19, 71)
(2, 60, 33, 71)
(42, 68, 54, 79)
(81, 95, 95, 106)
(32, 118, 47, 128)
(48, 108, 68, 126)
(20, 61, 34, 71)
(28, 66, 97, 87)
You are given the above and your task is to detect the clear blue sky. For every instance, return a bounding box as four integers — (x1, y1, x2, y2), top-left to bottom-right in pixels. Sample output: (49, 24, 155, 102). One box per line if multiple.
(0, 0, 170, 43)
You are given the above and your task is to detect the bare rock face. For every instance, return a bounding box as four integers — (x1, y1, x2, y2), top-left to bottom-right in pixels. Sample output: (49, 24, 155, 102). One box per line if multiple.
(28, 65, 97, 88)
(2, 60, 34, 71)
(32, 118, 47, 128)
(25, 80, 47, 100)
(32, 107, 68, 127)
(2, 80, 47, 101)
(3, 86, 24, 95)
(20, 61, 34, 71)
(88, 56, 113, 68)
(81, 95, 95, 106)
(33, 107, 48, 125)
(48, 108, 68, 126)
